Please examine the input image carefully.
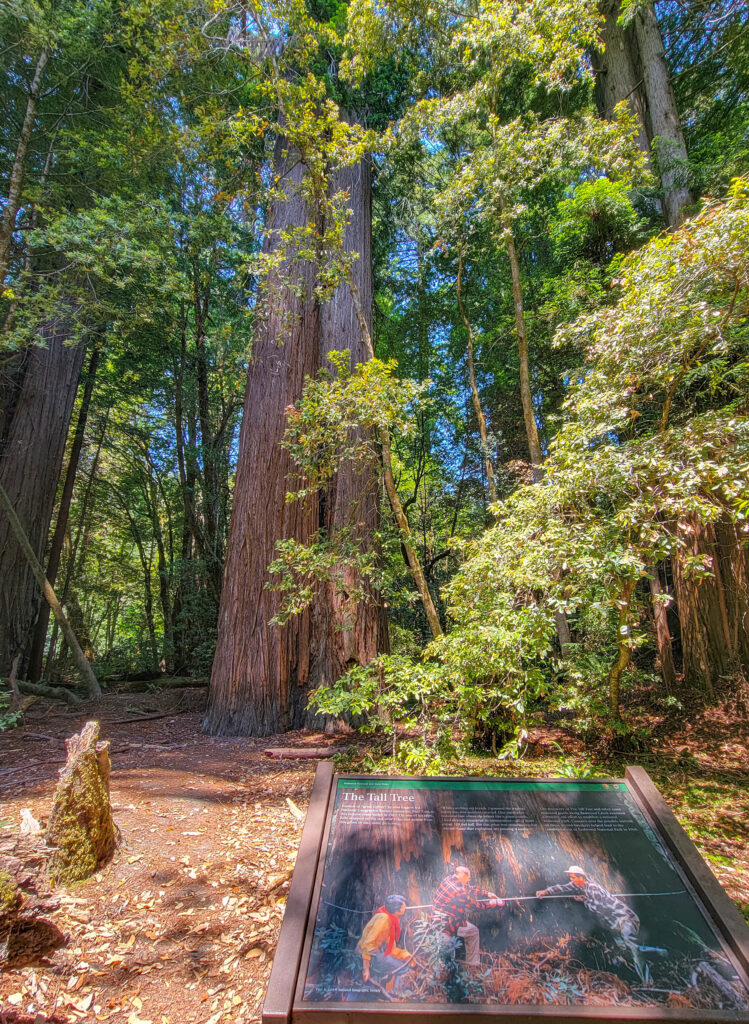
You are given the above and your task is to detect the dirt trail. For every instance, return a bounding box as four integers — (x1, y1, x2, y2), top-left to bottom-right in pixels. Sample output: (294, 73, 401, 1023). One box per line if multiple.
(0, 690, 329, 1024)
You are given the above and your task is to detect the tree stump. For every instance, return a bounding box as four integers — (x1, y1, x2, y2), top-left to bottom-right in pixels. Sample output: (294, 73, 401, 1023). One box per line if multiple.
(46, 721, 117, 884)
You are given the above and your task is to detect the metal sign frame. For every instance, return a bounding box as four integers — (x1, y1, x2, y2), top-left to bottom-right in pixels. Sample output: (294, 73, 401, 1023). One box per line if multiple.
(263, 765, 749, 1024)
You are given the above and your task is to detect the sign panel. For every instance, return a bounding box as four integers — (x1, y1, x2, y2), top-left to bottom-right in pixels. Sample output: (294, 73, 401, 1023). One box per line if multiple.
(263, 767, 749, 1024)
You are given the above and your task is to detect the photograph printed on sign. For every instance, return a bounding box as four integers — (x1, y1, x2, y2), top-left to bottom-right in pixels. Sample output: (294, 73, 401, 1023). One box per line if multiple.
(301, 779, 749, 1012)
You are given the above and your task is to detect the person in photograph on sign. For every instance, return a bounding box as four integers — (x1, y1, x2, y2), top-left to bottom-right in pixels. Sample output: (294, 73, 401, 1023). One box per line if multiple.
(357, 894, 411, 992)
(536, 866, 646, 978)
(432, 865, 505, 966)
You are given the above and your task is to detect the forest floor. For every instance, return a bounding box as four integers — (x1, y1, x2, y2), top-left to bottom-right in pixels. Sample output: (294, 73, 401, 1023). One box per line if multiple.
(0, 686, 747, 1024)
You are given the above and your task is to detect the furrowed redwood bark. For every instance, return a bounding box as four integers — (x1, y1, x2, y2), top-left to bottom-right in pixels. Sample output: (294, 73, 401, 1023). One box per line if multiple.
(204, 141, 323, 736)
(672, 518, 726, 697)
(0, 327, 86, 677)
(631, 3, 692, 226)
(310, 154, 388, 701)
(0, 477, 99, 697)
(649, 565, 676, 694)
(673, 516, 749, 697)
(206, 140, 389, 735)
(594, 0, 692, 227)
(593, 2, 650, 158)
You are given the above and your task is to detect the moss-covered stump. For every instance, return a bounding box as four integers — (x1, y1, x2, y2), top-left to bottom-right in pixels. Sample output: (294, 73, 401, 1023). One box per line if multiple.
(46, 720, 117, 884)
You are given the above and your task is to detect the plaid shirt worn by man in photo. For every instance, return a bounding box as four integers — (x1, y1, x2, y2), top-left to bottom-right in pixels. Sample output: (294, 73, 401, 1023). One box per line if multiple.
(432, 867, 503, 966)
(538, 872, 639, 936)
(536, 866, 645, 978)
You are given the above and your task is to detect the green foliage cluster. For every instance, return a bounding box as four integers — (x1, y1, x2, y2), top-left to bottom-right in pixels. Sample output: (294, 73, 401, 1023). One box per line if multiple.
(310, 182, 749, 763)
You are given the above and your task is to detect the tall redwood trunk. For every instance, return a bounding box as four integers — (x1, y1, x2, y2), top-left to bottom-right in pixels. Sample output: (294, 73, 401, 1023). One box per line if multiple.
(673, 516, 749, 696)
(672, 518, 730, 696)
(310, 155, 388, 701)
(593, 2, 651, 158)
(205, 141, 387, 735)
(714, 518, 749, 673)
(631, 4, 692, 226)
(204, 141, 322, 735)
(0, 327, 86, 676)
(593, 0, 691, 226)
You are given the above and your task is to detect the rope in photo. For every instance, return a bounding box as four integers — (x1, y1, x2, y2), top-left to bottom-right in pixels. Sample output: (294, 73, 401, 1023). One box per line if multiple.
(321, 890, 688, 914)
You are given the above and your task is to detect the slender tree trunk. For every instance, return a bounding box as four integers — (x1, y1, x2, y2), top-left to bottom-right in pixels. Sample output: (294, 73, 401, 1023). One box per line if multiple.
(137, 537, 158, 673)
(172, 323, 202, 670)
(113, 484, 159, 673)
(174, 311, 203, 558)
(457, 247, 498, 505)
(497, 202, 573, 650)
(147, 467, 174, 672)
(554, 610, 572, 655)
(649, 565, 676, 693)
(0, 478, 100, 697)
(46, 414, 107, 677)
(503, 225, 543, 475)
(379, 425, 444, 638)
(27, 342, 100, 681)
(193, 277, 224, 602)
(344, 262, 444, 640)
(0, 47, 50, 284)
(0, 327, 86, 676)
(205, 140, 322, 736)
(65, 592, 95, 662)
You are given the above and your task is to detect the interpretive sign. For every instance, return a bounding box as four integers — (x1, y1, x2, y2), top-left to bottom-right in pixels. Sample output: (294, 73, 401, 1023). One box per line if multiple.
(263, 766, 749, 1024)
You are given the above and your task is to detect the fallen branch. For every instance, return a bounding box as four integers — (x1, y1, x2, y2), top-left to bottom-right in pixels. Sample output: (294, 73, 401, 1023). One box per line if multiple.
(263, 747, 340, 759)
(105, 712, 179, 725)
(0, 756, 68, 778)
(116, 740, 189, 751)
(18, 680, 82, 708)
(116, 676, 209, 693)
